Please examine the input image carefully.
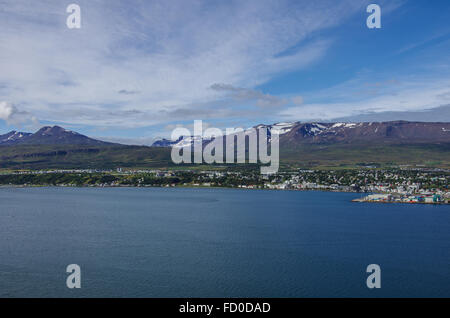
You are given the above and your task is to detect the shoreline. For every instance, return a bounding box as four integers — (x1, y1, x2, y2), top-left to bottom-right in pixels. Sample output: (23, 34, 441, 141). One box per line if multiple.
(352, 198, 448, 205)
(0, 183, 358, 191)
(1, 184, 448, 205)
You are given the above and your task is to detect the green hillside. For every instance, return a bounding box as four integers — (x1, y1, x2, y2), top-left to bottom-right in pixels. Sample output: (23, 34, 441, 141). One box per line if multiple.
(0, 142, 449, 171)
(279, 143, 450, 169)
(0, 145, 172, 170)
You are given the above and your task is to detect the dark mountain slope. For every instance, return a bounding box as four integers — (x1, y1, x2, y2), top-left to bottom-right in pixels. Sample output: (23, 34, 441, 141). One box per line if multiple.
(0, 131, 33, 145)
(0, 126, 116, 146)
(281, 121, 450, 145)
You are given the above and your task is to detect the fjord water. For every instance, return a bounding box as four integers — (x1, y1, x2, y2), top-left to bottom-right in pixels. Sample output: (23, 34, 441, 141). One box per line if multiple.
(0, 187, 449, 298)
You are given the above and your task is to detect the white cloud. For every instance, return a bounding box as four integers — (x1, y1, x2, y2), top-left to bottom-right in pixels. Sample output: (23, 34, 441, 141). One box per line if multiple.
(210, 83, 287, 108)
(0, 102, 14, 121)
(0, 0, 371, 129)
(279, 78, 450, 121)
(0, 101, 38, 126)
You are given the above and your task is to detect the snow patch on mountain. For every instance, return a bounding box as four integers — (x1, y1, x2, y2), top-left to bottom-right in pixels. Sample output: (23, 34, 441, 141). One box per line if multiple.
(270, 122, 297, 135)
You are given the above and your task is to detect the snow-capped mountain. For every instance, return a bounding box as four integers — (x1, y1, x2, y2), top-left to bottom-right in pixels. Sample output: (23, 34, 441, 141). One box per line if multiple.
(151, 136, 183, 147)
(0, 131, 32, 144)
(151, 121, 450, 148)
(152, 135, 213, 149)
(254, 122, 298, 135)
(152, 122, 298, 149)
(0, 126, 115, 146)
(282, 121, 450, 145)
(3, 121, 449, 148)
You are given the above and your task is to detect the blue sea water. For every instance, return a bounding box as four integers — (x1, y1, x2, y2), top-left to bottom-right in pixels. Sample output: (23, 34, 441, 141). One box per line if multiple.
(0, 187, 449, 298)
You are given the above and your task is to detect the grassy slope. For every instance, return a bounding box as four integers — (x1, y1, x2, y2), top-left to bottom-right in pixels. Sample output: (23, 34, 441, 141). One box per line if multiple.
(0, 145, 172, 170)
(280, 143, 450, 169)
(0, 142, 449, 170)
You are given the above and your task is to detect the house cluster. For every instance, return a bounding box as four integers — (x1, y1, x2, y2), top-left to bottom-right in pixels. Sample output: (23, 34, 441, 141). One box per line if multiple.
(261, 169, 449, 204)
(362, 193, 448, 204)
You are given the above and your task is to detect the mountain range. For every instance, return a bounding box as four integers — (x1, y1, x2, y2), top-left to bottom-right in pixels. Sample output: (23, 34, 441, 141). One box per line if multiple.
(152, 121, 450, 148)
(2, 121, 449, 148)
(0, 121, 449, 170)
(0, 126, 114, 146)
(282, 121, 450, 144)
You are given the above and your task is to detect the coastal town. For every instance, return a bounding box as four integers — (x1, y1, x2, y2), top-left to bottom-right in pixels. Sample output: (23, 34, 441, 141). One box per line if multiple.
(1, 167, 449, 204)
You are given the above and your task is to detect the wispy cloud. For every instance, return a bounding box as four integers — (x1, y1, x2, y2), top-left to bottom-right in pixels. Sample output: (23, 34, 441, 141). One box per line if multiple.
(118, 90, 141, 95)
(210, 83, 287, 108)
(279, 77, 450, 121)
(94, 135, 157, 146)
(0, 0, 372, 129)
(5, 0, 444, 136)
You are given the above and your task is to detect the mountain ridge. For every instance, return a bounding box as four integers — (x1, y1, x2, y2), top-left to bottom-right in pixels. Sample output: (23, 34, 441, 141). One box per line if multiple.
(2, 121, 449, 148)
(1, 121, 449, 170)
(152, 121, 450, 148)
(0, 125, 117, 146)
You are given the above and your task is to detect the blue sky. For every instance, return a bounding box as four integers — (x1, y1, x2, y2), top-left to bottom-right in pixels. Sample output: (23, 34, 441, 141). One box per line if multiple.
(0, 0, 449, 144)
